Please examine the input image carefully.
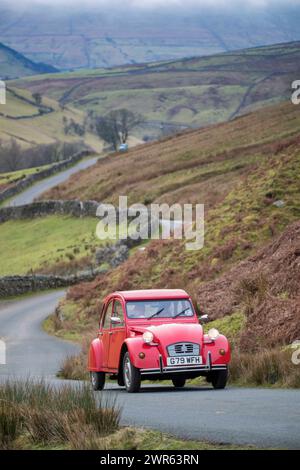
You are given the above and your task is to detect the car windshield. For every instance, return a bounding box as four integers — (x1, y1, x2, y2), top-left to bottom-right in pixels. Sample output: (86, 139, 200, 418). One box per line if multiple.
(126, 299, 194, 319)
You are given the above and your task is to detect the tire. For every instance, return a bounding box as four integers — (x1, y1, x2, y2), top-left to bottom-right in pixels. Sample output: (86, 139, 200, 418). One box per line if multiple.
(211, 369, 228, 389)
(123, 352, 141, 393)
(172, 377, 186, 388)
(90, 371, 106, 391)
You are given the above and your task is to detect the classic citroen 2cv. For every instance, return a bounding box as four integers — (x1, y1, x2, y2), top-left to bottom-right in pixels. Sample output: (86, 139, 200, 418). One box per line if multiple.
(88, 289, 230, 393)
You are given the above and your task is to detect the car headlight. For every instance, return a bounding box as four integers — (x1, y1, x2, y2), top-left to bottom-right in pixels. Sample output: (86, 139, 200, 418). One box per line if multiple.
(208, 328, 220, 341)
(143, 331, 154, 344)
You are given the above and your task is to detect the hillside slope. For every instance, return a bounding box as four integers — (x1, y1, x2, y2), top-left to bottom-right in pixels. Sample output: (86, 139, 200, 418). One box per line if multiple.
(40, 100, 300, 205)
(49, 100, 300, 349)
(196, 221, 300, 351)
(0, 42, 57, 79)
(15, 41, 300, 137)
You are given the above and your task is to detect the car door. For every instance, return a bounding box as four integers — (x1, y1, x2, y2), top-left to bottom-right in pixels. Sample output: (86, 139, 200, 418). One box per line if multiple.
(108, 299, 126, 370)
(101, 300, 114, 368)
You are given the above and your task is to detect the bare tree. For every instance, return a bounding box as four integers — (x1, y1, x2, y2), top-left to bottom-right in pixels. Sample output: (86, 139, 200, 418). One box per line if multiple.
(93, 109, 142, 150)
(95, 116, 120, 151)
(32, 92, 42, 107)
(3, 139, 21, 171)
(111, 109, 142, 143)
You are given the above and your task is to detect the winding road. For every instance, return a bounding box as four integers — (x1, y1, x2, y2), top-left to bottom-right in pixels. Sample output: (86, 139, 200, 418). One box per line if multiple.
(3, 155, 99, 207)
(0, 291, 300, 449)
(0, 290, 79, 379)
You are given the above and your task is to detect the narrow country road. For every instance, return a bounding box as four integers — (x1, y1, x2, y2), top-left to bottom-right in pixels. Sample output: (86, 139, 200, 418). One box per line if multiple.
(3, 155, 99, 207)
(0, 291, 300, 448)
(0, 290, 79, 379)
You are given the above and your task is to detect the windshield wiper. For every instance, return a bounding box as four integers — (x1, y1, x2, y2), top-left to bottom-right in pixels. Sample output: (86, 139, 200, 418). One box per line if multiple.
(147, 308, 164, 319)
(173, 307, 191, 319)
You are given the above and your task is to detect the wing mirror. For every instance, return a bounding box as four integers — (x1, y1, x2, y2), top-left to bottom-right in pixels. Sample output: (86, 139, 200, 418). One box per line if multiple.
(111, 316, 122, 325)
(200, 314, 209, 323)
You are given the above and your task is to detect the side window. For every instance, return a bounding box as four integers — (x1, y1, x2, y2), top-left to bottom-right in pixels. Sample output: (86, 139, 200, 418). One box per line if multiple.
(103, 301, 113, 329)
(113, 300, 125, 327)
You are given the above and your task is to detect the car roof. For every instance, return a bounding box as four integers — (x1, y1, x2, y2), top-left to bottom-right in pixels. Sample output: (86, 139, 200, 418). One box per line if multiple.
(113, 289, 190, 301)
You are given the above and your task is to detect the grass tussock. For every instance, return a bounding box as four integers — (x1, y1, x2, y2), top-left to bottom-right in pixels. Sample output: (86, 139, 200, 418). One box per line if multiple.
(58, 353, 89, 380)
(229, 349, 300, 388)
(0, 380, 120, 449)
(58, 331, 93, 380)
(0, 401, 22, 449)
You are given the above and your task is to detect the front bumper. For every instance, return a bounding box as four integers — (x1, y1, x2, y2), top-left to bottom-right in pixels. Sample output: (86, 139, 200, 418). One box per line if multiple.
(140, 352, 227, 375)
(140, 364, 227, 375)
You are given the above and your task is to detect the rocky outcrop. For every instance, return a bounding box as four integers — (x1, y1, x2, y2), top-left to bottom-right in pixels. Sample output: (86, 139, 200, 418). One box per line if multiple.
(0, 150, 93, 204)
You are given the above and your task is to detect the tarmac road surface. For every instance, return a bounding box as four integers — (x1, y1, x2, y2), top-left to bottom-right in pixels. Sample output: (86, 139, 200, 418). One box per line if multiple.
(3, 155, 99, 207)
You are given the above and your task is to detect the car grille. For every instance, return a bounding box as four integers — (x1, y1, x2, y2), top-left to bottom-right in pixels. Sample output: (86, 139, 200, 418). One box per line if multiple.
(167, 342, 200, 357)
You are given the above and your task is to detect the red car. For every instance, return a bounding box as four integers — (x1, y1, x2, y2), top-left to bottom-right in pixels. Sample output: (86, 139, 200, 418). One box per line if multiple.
(88, 289, 230, 393)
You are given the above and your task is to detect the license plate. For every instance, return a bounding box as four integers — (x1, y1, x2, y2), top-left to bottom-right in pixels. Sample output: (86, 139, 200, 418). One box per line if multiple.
(167, 356, 202, 366)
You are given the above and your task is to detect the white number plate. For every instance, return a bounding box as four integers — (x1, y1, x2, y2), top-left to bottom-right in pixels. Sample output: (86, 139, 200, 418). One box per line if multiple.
(167, 356, 202, 366)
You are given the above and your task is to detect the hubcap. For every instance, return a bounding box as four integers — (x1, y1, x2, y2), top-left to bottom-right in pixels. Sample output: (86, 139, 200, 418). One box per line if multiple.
(91, 373, 96, 387)
(124, 357, 132, 388)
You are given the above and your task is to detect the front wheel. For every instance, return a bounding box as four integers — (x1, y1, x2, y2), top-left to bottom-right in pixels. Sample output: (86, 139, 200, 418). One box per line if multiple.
(211, 369, 228, 389)
(123, 352, 141, 393)
(90, 371, 105, 391)
(172, 377, 186, 388)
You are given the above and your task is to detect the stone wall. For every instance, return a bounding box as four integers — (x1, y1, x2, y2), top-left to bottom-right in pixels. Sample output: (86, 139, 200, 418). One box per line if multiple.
(0, 199, 155, 224)
(0, 268, 106, 297)
(0, 199, 100, 223)
(0, 150, 94, 204)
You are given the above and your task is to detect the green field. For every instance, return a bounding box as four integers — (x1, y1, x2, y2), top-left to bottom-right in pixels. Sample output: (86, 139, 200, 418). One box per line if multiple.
(0, 216, 111, 275)
(0, 214, 139, 276)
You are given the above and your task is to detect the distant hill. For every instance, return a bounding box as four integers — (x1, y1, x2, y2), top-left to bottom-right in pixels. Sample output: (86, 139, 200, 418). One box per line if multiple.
(15, 41, 300, 139)
(1, 2, 300, 69)
(0, 42, 58, 79)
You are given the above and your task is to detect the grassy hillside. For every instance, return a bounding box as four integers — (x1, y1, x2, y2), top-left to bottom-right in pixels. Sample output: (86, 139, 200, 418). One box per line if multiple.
(0, 42, 57, 79)
(45, 100, 300, 356)
(14, 42, 300, 138)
